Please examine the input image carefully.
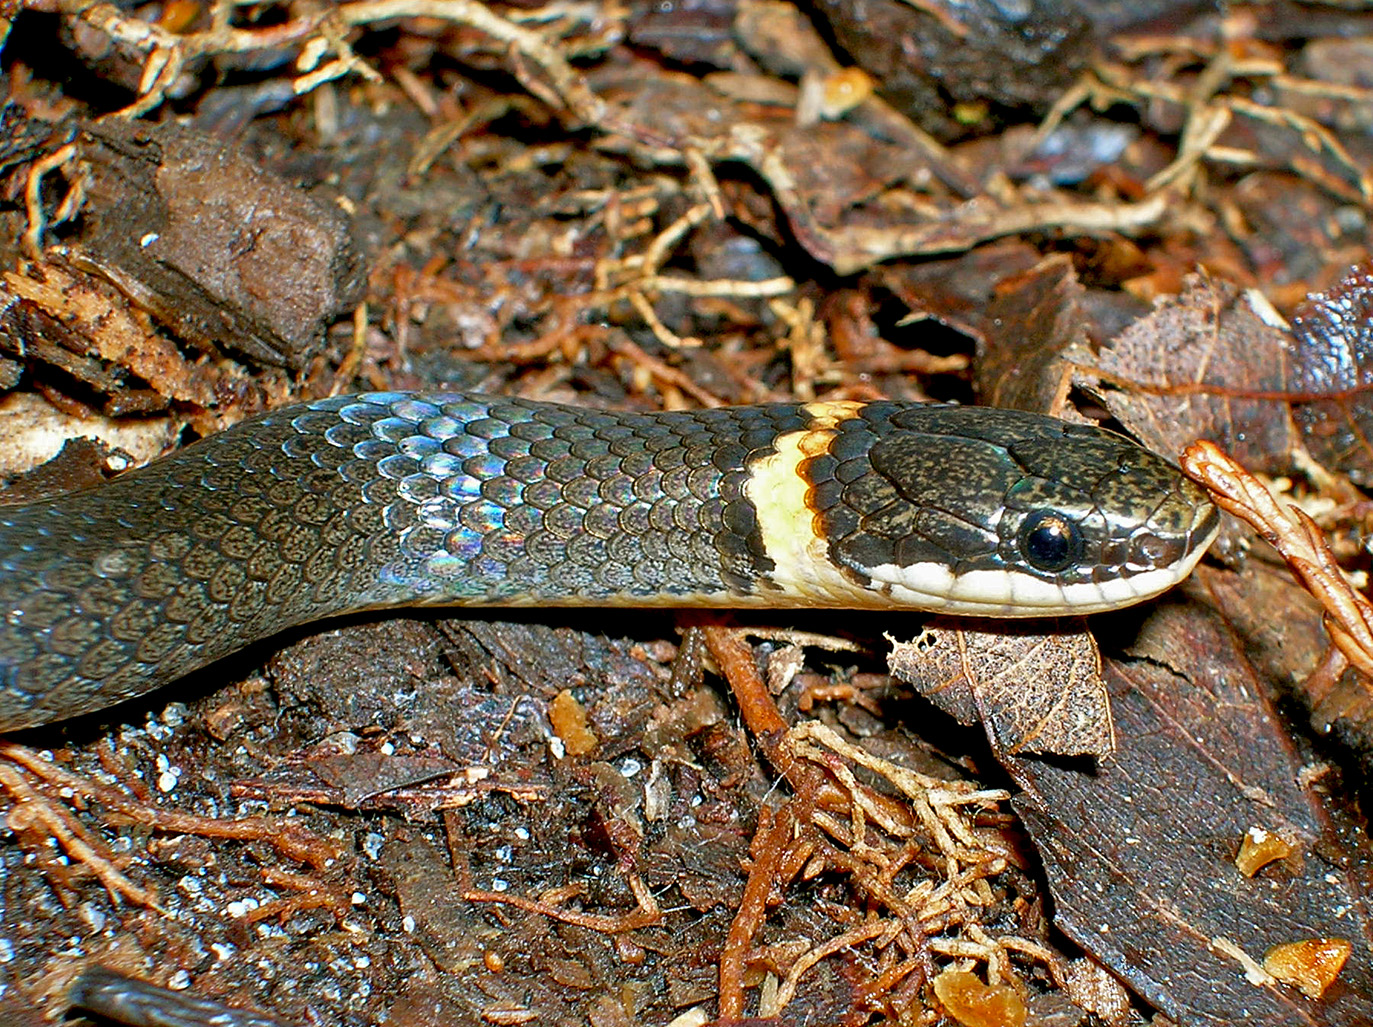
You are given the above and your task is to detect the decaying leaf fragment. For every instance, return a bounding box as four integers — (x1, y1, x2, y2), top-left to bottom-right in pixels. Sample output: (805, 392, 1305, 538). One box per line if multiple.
(932, 968, 1027, 1027)
(1079, 263, 1373, 488)
(976, 253, 1087, 416)
(1236, 826, 1297, 878)
(888, 620, 1113, 757)
(1263, 938, 1353, 1000)
(1289, 265, 1373, 486)
(1075, 272, 1298, 474)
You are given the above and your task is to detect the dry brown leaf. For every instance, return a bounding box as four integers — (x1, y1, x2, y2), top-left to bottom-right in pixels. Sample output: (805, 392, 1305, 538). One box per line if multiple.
(1074, 272, 1298, 474)
(1080, 265, 1373, 487)
(888, 620, 1113, 757)
(975, 254, 1085, 416)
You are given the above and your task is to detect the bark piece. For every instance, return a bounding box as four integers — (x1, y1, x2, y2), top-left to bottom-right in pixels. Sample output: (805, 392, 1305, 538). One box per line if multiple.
(810, 0, 1092, 137)
(73, 119, 364, 370)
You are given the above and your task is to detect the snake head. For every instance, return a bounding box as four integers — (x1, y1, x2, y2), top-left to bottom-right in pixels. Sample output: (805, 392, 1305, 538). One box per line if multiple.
(799, 404, 1219, 617)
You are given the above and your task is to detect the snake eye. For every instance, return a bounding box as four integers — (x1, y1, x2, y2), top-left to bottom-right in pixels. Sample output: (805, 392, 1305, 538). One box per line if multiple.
(1018, 510, 1082, 573)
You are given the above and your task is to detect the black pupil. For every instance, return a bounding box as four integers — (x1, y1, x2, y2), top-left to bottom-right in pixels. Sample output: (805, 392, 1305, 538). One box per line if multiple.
(1022, 512, 1076, 572)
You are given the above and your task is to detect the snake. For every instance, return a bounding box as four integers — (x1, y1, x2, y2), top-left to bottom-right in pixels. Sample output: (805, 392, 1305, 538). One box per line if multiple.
(0, 392, 1219, 731)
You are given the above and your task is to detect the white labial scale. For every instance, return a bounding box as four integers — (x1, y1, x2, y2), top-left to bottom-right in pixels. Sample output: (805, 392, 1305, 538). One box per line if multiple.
(865, 551, 1213, 618)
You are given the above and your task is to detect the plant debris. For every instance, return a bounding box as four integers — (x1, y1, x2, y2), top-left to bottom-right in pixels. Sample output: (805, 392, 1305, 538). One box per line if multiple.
(3, 2, 1373, 1025)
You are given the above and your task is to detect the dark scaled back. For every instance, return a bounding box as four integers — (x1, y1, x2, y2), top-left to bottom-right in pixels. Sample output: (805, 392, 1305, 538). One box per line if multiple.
(0, 394, 1215, 730)
(0, 394, 806, 727)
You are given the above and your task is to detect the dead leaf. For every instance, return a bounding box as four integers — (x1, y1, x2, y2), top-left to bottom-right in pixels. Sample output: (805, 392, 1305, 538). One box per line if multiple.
(976, 253, 1086, 416)
(1076, 272, 1299, 474)
(1080, 264, 1373, 487)
(888, 619, 1114, 757)
(1005, 601, 1373, 1026)
(1289, 265, 1373, 484)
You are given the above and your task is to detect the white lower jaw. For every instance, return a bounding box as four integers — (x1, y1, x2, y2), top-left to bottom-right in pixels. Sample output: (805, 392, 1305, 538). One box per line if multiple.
(751, 509, 1219, 616)
(862, 519, 1219, 617)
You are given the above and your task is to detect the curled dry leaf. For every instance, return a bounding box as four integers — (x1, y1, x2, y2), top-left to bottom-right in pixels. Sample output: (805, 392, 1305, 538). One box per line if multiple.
(1180, 440, 1373, 684)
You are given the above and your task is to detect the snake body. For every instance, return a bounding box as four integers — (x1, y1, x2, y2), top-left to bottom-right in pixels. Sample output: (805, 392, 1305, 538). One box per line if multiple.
(0, 393, 1218, 730)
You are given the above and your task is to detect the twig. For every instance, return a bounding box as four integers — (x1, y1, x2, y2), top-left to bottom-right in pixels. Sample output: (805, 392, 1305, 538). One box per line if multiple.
(1181, 440, 1373, 683)
(0, 741, 343, 869)
(0, 761, 163, 910)
(462, 872, 661, 932)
